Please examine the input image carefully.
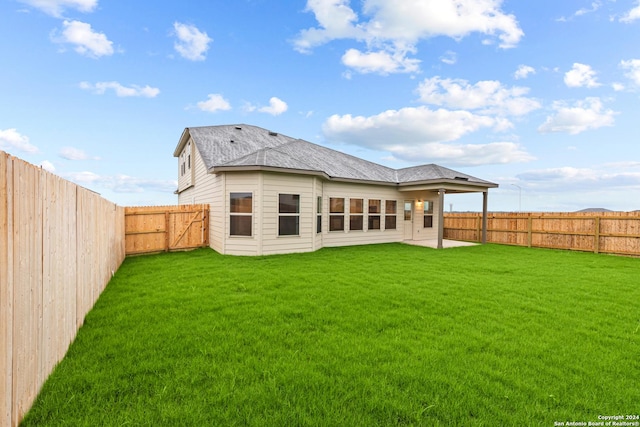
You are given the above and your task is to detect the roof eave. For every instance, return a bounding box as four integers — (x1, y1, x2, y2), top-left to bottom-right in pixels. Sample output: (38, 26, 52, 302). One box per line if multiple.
(173, 128, 191, 157)
(209, 165, 331, 180)
(399, 178, 499, 192)
(329, 177, 398, 187)
(209, 165, 398, 186)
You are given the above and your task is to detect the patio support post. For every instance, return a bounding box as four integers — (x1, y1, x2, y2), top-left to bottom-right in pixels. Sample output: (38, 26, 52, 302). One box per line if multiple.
(437, 188, 445, 249)
(482, 191, 488, 244)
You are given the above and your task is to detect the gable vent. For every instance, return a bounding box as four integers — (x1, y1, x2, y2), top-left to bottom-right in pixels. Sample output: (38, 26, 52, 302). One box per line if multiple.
(268, 131, 278, 136)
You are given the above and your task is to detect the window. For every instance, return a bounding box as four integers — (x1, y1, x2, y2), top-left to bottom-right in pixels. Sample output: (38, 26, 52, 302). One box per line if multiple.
(385, 200, 397, 230)
(329, 197, 344, 231)
(424, 200, 434, 228)
(230, 192, 252, 236)
(316, 196, 322, 234)
(279, 194, 300, 236)
(350, 198, 363, 231)
(368, 199, 381, 230)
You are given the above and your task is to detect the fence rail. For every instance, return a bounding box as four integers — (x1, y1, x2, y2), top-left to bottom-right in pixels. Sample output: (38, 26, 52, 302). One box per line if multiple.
(125, 204, 209, 255)
(444, 212, 640, 256)
(1, 151, 125, 427)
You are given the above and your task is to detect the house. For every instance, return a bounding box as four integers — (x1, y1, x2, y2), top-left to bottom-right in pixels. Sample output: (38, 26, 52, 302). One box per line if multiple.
(174, 124, 497, 256)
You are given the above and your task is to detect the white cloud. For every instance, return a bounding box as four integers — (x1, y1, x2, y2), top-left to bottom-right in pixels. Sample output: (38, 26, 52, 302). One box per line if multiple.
(323, 107, 498, 148)
(63, 171, 177, 193)
(440, 50, 457, 65)
(0, 128, 39, 153)
(18, 0, 97, 17)
(514, 64, 535, 80)
(107, 175, 178, 193)
(241, 102, 257, 113)
(293, 0, 523, 74)
(79, 81, 160, 97)
(517, 166, 640, 192)
(52, 20, 113, 58)
(40, 160, 56, 172)
(197, 94, 231, 113)
(519, 166, 597, 182)
(59, 146, 100, 160)
(603, 161, 640, 169)
(258, 97, 288, 116)
(620, 1, 640, 23)
(388, 141, 534, 166)
(612, 82, 625, 91)
(173, 22, 212, 61)
(321, 106, 533, 165)
(359, 0, 523, 48)
(564, 63, 600, 88)
(293, 0, 365, 53)
(556, 1, 602, 22)
(620, 59, 640, 86)
(575, 1, 601, 16)
(538, 97, 617, 135)
(341, 47, 420, 74)
(416, 76, 541, 116)
(63, 171, 101, 184)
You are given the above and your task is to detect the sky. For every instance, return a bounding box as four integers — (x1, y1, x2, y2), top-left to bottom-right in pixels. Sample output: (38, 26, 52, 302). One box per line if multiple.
(2, 0, 640, 212)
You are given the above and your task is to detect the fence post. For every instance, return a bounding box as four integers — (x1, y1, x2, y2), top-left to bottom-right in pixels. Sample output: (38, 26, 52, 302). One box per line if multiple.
(476, 214, 481, 242)
(594, 216, 600, 254)
(528, 214, 532, 248)
(164, 211, 170, 252)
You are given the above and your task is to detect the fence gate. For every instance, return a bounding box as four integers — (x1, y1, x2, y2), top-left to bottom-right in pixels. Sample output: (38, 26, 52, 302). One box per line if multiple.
(125, 204, 209, 255)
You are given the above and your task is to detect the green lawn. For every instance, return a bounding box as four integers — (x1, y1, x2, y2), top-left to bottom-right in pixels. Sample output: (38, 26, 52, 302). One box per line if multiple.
(22, 244, 640, 426)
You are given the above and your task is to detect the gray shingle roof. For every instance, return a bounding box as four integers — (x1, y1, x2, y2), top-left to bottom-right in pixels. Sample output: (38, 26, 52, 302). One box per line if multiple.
(179, 124, 497, 187)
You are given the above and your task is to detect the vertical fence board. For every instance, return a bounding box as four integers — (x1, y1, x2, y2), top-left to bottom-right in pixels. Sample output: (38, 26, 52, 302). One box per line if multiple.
(444, 212, 640, 256)
(1, 151, 125, 426)
(0, 152, 13, 427)
(124, 205, 209, 255)
(12, 157, 43, 424)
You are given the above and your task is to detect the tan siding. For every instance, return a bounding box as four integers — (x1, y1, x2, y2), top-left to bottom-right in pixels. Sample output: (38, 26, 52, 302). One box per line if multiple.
(188, 167, 460, 255)
(178, 147, 212, 205)
(177, 138, 194, 193)
(399, 190, 440, 241)
(176, 147, 223, 253)
(210, 173, 224, 254)
(261, 173, 315, 255)
(223, 172, 261, 256)
(413, 196, 439, 241)
(313, 178, 324, 251)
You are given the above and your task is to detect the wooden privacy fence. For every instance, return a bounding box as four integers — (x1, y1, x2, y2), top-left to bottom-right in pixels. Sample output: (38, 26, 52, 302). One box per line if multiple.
(1, 151, 126, 427)
(444, 211, 640, 256)
(125, 204, 209, 255)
